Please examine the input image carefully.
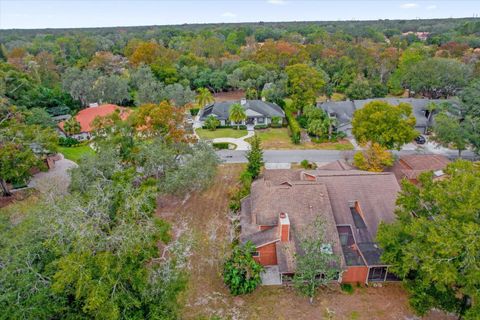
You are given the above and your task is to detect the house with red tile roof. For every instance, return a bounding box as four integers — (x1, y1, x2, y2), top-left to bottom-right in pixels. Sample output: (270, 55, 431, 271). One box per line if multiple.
(240, 161, 401, 285)
(58, 104, 131, 140)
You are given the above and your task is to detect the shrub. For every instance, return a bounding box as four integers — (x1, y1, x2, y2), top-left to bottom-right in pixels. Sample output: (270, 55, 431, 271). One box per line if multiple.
(300, 159, 317, 169)
(205, 115, 220, 131)
(296, 114, 308, 129)
(341, 283, 354, 294)
(189, 108, 200, 116)
(212, 142, 230, 150)
(336, 131, 347, 139)
(285, 107, 301, 144)
(223, 241, 263, 295)
(59, 136, 80, 147)
(254, 124, 268, 130)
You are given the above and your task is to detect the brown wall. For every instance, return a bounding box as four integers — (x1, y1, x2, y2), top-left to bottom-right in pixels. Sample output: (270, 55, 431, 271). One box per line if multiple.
(255, 242, 278, 266)
(341, 266, 369, 284)
(260, 225, 274, 231)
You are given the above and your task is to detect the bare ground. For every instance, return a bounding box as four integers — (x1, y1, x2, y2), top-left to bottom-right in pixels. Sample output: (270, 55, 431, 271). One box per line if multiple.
(157, 164, 455, 320)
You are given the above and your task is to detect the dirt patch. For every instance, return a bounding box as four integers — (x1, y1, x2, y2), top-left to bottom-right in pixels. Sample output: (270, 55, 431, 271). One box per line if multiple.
(214, 90, 245, 102)
(158, 164, 455, 320)
(0, 189, 36, 208)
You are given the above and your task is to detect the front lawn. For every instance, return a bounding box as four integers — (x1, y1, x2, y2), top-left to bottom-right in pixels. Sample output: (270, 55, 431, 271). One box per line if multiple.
(249, 128, 354, 150)
(196, 128, 247, 140)
(59, 145, 95, 162)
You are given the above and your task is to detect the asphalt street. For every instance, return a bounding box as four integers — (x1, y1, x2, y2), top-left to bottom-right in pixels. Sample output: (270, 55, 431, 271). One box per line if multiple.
(216, 149, 477, 164)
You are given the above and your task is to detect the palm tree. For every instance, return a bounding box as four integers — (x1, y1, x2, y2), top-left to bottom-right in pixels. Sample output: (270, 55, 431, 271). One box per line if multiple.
(63, 117, 81, 135)
(229, 103, 246, 130)
(195, 88, 214, 108)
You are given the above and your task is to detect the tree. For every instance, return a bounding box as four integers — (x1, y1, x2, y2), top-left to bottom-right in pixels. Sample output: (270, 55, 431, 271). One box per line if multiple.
(63, 117, 81, 135)
(93, 75, 130, 105)
(223, 241, 263, 295)
(307, 118, 328, 139)
(246, 135, 263, 179)
(286, 64, 325, 114)
(204, 115, 220, 131)
(353, 142, 394, 172)
(352, 100, 417, 150)
(163, 83, 195, 107)
(459, 78, 480, 118)
(432, 111, 470, 157)
(133, 101, 187, 142)
(377, 160, 480, 319)
(229, 103, 246, 129)
(345, 77, 373, 100)
(293, 217, 340, 303)
(62, 67, 99, 107)
(402, 58, 471, 98)
(0, 107, 58, 196)
(195, 87, 214, 108)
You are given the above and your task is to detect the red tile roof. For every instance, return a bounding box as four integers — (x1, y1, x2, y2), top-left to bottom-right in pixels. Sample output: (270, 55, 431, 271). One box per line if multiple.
(58, 104, 131, 133)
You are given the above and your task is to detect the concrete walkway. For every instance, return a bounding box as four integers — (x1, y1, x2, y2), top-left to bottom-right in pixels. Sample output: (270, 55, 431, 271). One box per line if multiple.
(212, 130, 254, 151)
(28, 154, 77, 195)
(260, 266, 282, 285)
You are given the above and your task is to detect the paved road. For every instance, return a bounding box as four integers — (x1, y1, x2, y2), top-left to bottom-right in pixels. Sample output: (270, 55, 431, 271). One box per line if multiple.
(217, 149, 477, 164)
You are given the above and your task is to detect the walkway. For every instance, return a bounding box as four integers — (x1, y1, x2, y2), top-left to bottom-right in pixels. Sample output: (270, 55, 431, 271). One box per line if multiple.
(260, 266, 282, 285)
(28, 154, 77, 195)
(211, 130, 254, 151)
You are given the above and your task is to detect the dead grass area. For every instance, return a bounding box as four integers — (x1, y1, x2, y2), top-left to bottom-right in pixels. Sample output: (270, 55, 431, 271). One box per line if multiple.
(157, 164, 454, 320)
(214, 90, 245, 102)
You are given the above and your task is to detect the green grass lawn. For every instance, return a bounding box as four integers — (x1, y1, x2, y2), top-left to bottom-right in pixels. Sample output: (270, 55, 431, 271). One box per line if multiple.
(59, 145, 95, 162)
(249, 128, 355, 150)
(196, 128, 247, 140)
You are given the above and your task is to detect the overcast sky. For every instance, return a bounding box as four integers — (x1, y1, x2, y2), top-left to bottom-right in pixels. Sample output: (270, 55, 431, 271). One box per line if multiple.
(0, 0, 478, 30)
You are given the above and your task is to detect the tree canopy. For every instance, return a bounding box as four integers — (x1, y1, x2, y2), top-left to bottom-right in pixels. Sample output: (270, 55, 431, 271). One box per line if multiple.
(377, 160, 480, 319)
(352, 100, 418, 150)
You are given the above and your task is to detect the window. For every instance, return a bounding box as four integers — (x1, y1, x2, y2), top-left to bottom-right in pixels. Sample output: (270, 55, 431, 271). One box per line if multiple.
(252, 251, 260, 257)
(257, 117, 265, 123)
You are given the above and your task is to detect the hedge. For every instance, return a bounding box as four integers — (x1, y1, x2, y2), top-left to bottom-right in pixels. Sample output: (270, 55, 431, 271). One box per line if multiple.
(202, 125, 247, 130)
(285, 108, 301, 144)
(213, 142, 230, 149)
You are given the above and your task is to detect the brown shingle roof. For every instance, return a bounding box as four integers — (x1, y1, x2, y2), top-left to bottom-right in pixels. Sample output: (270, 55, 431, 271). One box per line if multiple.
(390, 154, 450, 182)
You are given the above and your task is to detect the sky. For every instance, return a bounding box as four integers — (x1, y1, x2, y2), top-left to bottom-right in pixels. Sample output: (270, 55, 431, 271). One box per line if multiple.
(0, 0, 479, 30)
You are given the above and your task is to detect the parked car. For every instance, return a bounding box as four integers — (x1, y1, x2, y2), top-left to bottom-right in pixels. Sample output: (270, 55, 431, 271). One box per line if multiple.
(415, 135, 426, 144)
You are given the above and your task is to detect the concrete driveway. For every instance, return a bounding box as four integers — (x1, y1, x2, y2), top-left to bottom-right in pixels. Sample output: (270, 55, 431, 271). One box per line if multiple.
(212, 130, 254, 151)
(28, 154, 77, 195)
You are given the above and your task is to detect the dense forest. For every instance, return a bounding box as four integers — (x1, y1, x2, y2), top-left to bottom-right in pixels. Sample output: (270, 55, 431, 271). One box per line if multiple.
(1, 18, 479, 116)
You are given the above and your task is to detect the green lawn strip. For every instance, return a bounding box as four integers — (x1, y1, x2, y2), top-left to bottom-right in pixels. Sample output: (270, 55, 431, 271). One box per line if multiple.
(58, 145, 95, 162)
(196, 128, 247, 139)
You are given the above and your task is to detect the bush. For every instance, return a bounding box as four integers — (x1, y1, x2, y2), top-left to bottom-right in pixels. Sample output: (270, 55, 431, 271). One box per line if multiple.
(296, 114, 308, 129)
(270, 122, 283, 128)
(189, 108, 200, 116)
(341, 283, 354, 294)
(59, 136, 80, 147)
(254, 124, 269, 130)
(223, 241, 263, 295)
(285, 108, 301, 144)
(300, 159, 317, 169)
(336, 131, 347, 139)
(212, 142, 230, 150)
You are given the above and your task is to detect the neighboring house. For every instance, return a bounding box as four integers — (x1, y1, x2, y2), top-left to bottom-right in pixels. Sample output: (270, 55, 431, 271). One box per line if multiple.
(318, 98, 456, 136)
(240, 160, 401, 284)
(199, 98, 285, 127)
(389, 154, 450, 184)
(58, 103, 130, 140)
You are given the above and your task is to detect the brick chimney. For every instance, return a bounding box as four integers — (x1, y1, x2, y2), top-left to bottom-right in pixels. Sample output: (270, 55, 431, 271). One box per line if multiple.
(279, 212, 290, 242)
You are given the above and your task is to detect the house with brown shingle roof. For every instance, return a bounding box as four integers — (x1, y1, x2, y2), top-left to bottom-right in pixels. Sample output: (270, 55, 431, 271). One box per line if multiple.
(240, 163, 401, 284)
(389, 154, 450, 184)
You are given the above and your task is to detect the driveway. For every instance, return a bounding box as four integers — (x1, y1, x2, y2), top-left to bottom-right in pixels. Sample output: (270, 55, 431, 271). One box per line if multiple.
(212, 130, 254, 151)
(28, 154, 77, 195)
